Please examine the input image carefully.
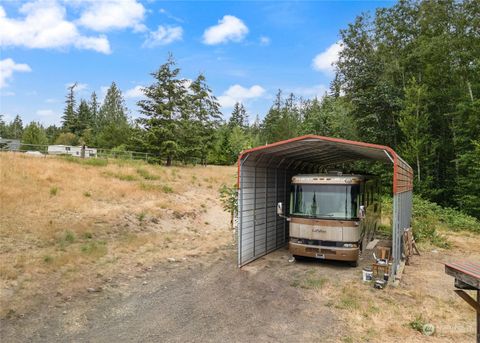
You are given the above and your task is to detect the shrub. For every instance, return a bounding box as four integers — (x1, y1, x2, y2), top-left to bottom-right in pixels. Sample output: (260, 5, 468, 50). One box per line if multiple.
(138, 211, 146, 222)
(161, 185, 173, 193)
(409, 315, 426, 332)
(381, 195, 479, 248)
(50, 187, 58, 196)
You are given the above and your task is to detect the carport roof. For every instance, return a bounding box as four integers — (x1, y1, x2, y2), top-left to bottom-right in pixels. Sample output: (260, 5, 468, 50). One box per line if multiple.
(238, 135, 413, 194)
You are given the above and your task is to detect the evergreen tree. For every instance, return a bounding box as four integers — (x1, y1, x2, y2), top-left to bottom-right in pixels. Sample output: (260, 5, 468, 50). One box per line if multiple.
(62, 83, 79, 134)
(97, 82, 131, 149)
(8, 115, 24, 139)
(137, 54, 187, 166)
(228, 102, 248, 129)
(0, 115, 7, 137)
(45, 125, 61, 144)
(89, 91, 99, 133)
(262, 90, 301, 143)
(22, 122, 48, 148)
(187, 73, 222, 164)
(77, 99, 92, 136)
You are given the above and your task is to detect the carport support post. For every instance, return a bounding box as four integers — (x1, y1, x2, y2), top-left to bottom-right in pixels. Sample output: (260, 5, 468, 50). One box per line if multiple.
(274, 168, 277, 248)
(265, 166, 268, 253)
(284, 169, 287, 243)
(253, 165, 256, 258)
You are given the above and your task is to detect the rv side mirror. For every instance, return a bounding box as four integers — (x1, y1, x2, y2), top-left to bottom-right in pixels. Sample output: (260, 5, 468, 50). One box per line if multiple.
(277, 202, 284, 216)
(359, 205, 366, 219)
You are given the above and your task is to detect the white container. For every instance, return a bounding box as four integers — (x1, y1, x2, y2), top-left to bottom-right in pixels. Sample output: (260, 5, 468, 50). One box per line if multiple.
(362, 267, 373, 281)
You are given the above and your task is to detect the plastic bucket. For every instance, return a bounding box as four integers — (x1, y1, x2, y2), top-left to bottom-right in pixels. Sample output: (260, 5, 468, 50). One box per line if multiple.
(362, 267, 373, 281)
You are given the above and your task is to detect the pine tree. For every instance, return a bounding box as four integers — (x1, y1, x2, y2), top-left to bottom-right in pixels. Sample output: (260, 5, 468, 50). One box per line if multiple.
(62, 83, 79, 134)
(228, 102, 248, 129)
(77, 99, 92, 136)
(0, 115, 6, 137)
(137, 54, 187, 166)
(89, 91, 99, 133)
(187, 73, 222, 164)
(96, 82, 131, 149)
(8, 115, 24, 139)
(45, 125, 61, 144)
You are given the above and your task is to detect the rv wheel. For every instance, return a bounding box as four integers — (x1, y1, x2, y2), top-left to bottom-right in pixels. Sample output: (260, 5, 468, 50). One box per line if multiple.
(349, 259, 359, 267)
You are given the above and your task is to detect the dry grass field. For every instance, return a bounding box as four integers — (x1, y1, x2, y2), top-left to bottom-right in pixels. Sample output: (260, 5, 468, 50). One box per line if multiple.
(0, 153, 236, 317)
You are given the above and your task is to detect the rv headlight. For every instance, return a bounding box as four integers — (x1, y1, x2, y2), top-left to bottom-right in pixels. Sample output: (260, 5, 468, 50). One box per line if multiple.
(343, 243, 357, 248)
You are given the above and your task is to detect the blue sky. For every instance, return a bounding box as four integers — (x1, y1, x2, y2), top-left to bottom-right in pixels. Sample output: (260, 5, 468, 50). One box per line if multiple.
(0, 0, 393, 126)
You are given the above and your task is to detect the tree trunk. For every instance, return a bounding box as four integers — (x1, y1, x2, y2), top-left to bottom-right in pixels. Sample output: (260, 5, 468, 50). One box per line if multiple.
(166, 155, 172, 166)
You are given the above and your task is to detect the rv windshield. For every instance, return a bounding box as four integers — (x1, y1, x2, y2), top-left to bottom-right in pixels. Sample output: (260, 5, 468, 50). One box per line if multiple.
(289, 184, 360, 220)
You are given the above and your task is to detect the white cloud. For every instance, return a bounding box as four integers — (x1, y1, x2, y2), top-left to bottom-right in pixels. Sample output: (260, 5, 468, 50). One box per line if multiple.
(2, 91, 15, 96)
(0, 2, 111, 54)
(312, 42, 342, 75)
(76, 0, 146, 32)
(0, 58, 31, 89)
(159, 8, 184, 23)
(291, 84, 328, 99)
(218, 84, 265, 108)
(36, 109, 55, 117)
(143, 25, 183, 48)
(203, 15, 248, 45)
(124, 85, 144, 99)
(259, 36, 270, 46)
(65, 82, 88, 92)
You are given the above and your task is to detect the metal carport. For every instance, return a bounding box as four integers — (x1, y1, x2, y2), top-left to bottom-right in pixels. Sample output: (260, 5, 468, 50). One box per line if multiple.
(237, 135, 413, 278)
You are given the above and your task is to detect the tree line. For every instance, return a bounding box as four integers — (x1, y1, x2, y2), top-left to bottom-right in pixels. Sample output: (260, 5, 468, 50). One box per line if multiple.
(1, 0, 478, 218)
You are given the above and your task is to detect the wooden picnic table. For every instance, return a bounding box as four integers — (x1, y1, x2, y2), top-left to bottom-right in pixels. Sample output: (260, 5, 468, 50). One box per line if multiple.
(445, 261, 480, 343)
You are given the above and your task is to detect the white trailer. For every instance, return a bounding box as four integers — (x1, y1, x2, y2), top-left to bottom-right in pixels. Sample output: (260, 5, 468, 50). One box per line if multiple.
(47, 145, 97, 158)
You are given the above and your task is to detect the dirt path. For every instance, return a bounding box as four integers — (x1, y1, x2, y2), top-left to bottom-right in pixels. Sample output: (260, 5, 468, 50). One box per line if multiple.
(0, 246, 342, 343)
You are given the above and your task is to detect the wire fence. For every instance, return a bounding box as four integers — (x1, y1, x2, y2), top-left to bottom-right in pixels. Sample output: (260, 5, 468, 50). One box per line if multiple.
(0, 142, 207, 165)
(0, 142, 156, 163)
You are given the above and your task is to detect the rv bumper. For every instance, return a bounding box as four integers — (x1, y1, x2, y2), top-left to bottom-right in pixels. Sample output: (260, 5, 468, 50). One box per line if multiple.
(289, 242, 359, 262)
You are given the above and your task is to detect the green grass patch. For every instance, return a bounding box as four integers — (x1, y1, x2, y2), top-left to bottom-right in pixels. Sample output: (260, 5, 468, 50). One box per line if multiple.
(50, 186, 58, 196)
(137, 211, 146, 222)
(57, 230, 75, 250)
(83, 191, 91, 197)
(80, 241, 107, 257)
(62, 156, 108, 167)
(43, 255, 53, 263)
(335, 288, 360, 310)
(136, 168, 159, 180)
(161, 184, 173, 193)
(83, 232, 93, 239)
(301, 277, 328, 289)
(64, 230, 75, 243)
(102, 171, 137, 181)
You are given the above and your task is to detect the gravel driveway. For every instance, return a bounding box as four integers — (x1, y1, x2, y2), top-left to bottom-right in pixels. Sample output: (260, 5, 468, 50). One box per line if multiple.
(1, 247, 345, 343)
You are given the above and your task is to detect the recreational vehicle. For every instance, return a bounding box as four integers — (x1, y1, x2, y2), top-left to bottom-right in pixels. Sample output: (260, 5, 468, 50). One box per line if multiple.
(47, 145, 97, 158)
(277, 174, 380, 266)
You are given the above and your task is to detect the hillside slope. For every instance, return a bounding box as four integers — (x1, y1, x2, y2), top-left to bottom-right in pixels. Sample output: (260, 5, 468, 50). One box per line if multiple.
(0, 153, 236, 317)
